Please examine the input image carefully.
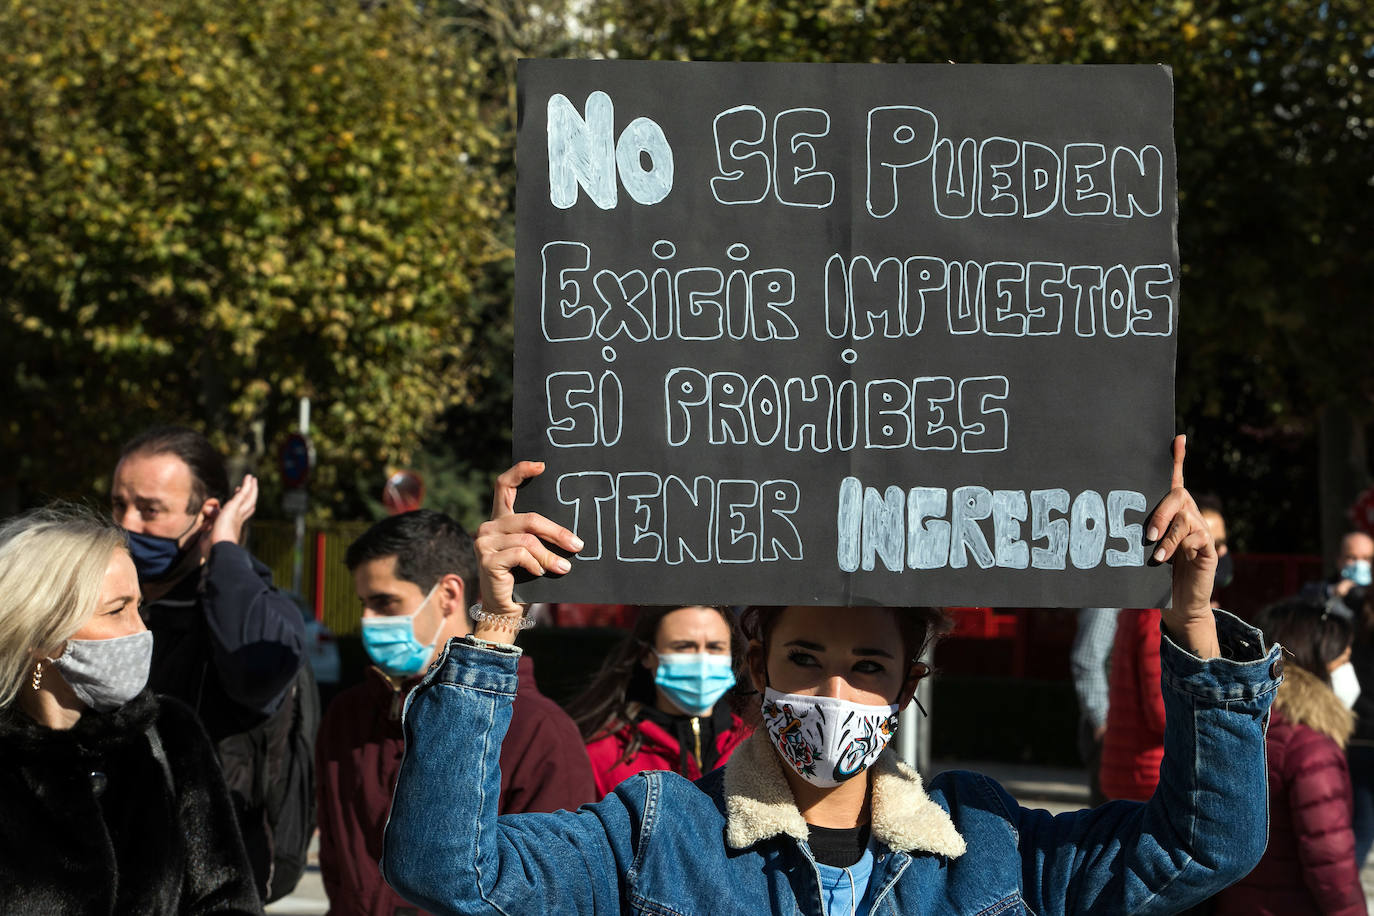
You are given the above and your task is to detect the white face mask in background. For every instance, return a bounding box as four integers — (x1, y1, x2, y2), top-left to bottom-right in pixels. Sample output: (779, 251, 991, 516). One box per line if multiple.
(1331, 662, 1361, 710)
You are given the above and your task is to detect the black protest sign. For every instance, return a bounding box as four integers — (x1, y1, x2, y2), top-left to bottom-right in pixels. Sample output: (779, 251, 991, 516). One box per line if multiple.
(513, 60, 1177, 608)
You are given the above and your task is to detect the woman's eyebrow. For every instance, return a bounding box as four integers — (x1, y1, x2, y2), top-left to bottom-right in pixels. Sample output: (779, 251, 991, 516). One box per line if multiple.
(783, 639, 825, 651)
(853, 647, 895, 658)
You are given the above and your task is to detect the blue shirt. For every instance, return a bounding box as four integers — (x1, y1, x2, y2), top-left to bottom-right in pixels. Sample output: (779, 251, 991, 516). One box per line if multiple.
(816, 844, 875, 916)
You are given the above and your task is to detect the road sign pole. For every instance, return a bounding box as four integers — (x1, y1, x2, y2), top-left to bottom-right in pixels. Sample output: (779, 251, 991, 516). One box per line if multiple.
(291, 513, 306, 596)
(287, 397, 312, 596)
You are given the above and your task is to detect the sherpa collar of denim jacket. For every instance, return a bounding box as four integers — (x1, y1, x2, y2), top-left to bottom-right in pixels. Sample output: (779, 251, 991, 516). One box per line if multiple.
(723, 730, 966, 858)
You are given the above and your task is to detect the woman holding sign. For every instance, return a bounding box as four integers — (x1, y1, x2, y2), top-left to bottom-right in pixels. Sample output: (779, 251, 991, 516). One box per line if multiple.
(382, 437, 1280, 915)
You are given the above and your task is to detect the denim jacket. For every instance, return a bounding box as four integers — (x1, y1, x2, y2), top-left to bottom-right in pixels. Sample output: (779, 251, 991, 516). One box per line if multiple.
(383, 611, 1280, 916)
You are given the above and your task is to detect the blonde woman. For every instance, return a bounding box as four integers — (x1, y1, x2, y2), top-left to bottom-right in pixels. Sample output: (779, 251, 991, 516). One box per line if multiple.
(0, 506, 260, 914)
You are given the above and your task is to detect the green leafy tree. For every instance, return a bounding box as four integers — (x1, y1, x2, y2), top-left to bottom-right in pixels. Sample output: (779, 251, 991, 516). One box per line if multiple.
(0, 0, 504, 514)
(358, 0, 583, 525)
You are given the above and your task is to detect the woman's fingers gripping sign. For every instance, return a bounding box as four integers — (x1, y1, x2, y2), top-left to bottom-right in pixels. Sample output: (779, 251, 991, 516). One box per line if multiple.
(475, 462, 584, 619)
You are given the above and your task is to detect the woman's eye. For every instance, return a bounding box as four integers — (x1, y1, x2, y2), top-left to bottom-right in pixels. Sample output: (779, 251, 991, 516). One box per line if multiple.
(853, 660, 886, 675)
(786, 649, 819, 667)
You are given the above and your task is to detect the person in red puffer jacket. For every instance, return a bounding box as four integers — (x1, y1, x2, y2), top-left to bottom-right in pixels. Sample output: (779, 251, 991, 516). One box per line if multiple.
(1213, 597, 1366, 916)
(1101, 499, 1231, 803)
(567, 605, 752, 797)
(1099, 607, 1166, 801)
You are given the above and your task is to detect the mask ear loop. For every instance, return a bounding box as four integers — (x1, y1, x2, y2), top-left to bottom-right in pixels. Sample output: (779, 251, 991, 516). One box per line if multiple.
(906, 660, 932, 718)
(414, 582, 445, 648)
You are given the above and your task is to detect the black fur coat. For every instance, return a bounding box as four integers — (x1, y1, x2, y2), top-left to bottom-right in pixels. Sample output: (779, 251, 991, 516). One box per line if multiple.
(0, 690, 261, 914)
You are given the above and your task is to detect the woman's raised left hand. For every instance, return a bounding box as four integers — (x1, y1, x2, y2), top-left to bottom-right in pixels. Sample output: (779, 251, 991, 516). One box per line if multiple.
(1147, 435, 1221, 659)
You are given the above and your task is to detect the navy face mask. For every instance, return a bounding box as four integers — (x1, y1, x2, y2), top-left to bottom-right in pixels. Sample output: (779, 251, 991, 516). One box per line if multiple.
(1214, 552, 1235, 590)
(125, 515, 201, 582)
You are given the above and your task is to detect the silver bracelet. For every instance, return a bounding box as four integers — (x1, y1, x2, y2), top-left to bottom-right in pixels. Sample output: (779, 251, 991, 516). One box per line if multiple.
(468, 601, 537, 631)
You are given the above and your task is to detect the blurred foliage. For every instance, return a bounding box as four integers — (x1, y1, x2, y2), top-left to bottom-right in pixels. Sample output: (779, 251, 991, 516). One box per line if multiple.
(0, 0, 504, 515)
(347, 0, 582, 526)
(2, 0, 1369, 552)
(584, 0, 1374, 550)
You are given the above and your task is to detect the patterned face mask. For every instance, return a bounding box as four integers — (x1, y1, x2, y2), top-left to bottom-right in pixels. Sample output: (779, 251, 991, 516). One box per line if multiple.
(760, 687, 899, 788)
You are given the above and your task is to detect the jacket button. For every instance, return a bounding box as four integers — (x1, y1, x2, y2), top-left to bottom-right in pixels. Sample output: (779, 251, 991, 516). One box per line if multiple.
(1269, 658, 1284, 679)
(89, 771, 108, 798)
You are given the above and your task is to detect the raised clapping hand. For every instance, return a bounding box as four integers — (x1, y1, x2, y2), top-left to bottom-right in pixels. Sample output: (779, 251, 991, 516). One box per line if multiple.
(1149, 435, 1221, 660)
(473, 461, 583, 644)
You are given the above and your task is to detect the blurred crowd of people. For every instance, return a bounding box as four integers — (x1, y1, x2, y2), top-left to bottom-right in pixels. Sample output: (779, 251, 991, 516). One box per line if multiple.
(0, 426, 763, 915)
(1075, 499, 1374, 915)
(0, 426, 1361, 915)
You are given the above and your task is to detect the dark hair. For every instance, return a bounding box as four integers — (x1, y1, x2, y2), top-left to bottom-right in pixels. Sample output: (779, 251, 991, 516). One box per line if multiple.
(119, 425, 230, 512)
(1254, 596, 1352, 687)
(345, 509, 477, 598)
(565, 605, 743, 758)
(1357, 588, 1374, 643)
(1194, 493, 1225, 518)
(738, 605, 951, 684)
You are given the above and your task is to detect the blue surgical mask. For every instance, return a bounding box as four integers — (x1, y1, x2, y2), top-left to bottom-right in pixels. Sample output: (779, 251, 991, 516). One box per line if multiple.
(124, 515, 201, 582)
(1341, 559, 1372, 588)
(653, 653, 736, 716)
(360, 585, 442, 676)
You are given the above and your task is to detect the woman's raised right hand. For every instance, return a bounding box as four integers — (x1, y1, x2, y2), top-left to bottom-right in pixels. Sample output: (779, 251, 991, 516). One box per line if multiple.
(474, 461, 583, 626)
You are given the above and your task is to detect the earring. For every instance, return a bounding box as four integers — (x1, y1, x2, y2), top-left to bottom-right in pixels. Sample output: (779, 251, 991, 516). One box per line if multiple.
(31, 661, 42, 691)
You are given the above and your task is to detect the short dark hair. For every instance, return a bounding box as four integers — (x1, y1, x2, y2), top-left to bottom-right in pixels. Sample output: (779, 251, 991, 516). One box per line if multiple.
(1254, 595, 1352, 687)
(118, 426, 230, 512)
(1194, 493, 1225, 518)
(345, 509, 477, 598)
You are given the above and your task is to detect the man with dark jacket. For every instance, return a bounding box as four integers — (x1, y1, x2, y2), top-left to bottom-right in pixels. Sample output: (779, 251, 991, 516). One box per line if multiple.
(318, 510, 595, 916)
(112, 426, 308, 901)
(1301, 530, 1374, 620)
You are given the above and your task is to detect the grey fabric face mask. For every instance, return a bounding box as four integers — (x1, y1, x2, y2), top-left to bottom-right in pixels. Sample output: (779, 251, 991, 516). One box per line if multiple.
(47, 629, 154, 712)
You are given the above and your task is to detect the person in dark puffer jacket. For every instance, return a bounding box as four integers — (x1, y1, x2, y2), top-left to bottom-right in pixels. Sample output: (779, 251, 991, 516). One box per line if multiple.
(1214, 597, 1367, 916)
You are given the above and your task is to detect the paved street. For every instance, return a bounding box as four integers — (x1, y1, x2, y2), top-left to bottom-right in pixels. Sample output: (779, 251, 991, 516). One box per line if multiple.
(265, 859, 326, 916)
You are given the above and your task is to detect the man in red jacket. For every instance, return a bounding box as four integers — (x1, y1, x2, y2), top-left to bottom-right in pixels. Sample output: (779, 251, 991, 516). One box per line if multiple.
(316, 510, 596, 916)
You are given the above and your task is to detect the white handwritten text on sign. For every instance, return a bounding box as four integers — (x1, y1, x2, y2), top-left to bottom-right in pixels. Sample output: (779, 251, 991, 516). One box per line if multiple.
(514, 62, 1177, 608)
